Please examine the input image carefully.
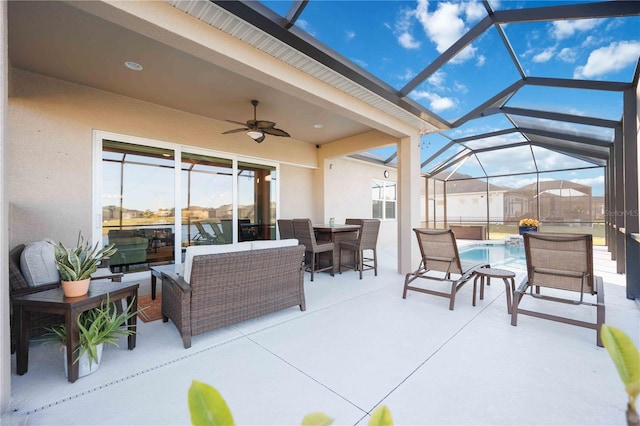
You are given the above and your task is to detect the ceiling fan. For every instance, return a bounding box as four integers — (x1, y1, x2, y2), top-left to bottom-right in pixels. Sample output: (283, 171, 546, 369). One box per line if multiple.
(222, 100, 290, 143)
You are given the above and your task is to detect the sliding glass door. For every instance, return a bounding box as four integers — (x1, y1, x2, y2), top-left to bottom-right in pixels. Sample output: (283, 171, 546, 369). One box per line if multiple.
(181, 152, 233, 247)
(101, 141, 176, 272)
(98, 135, 278, 273)
(238, 161, 277, 241)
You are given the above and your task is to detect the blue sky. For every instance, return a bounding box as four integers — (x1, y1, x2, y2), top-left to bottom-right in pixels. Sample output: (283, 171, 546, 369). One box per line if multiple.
(261, 0, 640, 195)
(262, 0, 639, 119)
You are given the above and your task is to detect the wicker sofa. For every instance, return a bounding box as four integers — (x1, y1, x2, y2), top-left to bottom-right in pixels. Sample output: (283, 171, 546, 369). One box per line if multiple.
(161, 239, 305, 348)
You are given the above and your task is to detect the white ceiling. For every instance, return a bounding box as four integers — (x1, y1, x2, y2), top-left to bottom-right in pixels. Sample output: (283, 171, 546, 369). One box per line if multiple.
(7, 0, 378, 145)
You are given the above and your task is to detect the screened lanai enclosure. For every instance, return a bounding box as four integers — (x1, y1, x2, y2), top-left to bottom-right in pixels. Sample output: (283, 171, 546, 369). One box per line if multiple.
(320, 1, 638, 250)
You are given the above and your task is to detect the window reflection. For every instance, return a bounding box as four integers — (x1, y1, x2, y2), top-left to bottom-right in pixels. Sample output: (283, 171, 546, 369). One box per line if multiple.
(102, 141, 176, 272)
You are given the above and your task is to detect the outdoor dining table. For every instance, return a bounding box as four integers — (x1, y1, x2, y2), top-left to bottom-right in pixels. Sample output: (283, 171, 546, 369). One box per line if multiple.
(313, 224, 360, 274)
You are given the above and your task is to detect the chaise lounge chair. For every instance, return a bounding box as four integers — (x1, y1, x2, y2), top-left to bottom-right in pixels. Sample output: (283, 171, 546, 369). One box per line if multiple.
(511, 232, 605, 346)
(402, 228, 489, 310)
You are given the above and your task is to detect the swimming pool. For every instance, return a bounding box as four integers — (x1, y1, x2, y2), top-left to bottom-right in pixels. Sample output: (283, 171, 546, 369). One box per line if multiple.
(459, 243, 527, 269)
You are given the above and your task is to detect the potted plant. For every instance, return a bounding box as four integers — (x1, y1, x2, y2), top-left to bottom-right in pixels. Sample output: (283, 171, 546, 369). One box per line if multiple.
(52, 233, 118, 297)
(45, 295, 138, 378)
(518, 218, 540, 235)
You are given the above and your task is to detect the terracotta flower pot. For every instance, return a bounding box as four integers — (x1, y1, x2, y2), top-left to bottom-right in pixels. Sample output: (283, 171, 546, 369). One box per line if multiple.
(61, 278, 91, 298)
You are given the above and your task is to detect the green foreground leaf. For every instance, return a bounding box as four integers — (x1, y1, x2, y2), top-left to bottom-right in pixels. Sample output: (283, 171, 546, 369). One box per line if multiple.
(301, 412, 334, 426)
(188, 380, 235, 426)
(601, 324, 640, 409)
(369, 406, 393, 426)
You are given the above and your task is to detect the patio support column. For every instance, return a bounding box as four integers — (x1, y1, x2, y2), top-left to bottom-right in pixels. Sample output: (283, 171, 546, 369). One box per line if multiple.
(397, 134, 421, 274)
(623, 86, 639, 299)
(606, 154, 614, 257)
(614, 124, 626, 274)
(0, 0, 10, 413)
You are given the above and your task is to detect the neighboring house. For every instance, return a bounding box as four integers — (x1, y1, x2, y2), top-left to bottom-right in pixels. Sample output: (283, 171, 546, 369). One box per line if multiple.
(427, 178, 596, 225)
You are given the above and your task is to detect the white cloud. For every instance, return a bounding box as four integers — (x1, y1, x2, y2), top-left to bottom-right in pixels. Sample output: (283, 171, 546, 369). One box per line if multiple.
(571, 176, 604, 188)
(412, 90, 457, 111)
(296, 19, 316, 36)
(581, 35, 599, 48)
(427, 70, 447, 90)
(398, 32, 421, 49)
(476, 54, 486, 67)
(574, 40, 640, 78)
(464, 1, 486, 23)
(412, 0, 483, 64)
(551, 19, 602, 40)
(533, 47, 555, 63)
(345, 30, 355, 42)
(415, 1, 467, 53)
(453, 81, 468, 94)
(557, 47, 577, 63)
(398, 68, 416, 81)
(394, 7, 420, 49)
(353, 58, 368, 68)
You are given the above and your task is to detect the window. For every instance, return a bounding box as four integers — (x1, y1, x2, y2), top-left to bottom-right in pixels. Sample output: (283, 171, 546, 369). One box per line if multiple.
(372, 180, 396, 220)
(97, 134, 278, 273)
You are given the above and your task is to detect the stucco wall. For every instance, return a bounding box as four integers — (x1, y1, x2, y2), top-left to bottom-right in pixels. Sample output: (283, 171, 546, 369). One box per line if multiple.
(323, 157, 397, 250)
(7, 69, 318, 247)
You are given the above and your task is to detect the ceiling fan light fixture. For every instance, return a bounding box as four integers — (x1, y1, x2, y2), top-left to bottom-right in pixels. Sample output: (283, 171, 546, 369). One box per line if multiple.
(247, 130, 263, 140)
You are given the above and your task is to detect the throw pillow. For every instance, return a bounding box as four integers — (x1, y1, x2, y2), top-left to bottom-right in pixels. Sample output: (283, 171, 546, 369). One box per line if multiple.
(20, 239, 60, 287)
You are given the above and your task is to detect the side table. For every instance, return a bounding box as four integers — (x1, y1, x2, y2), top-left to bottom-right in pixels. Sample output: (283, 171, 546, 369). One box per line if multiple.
(472, 268, 516, 314)
(150, 264, 180, 300)
(13, 281, 139, 383)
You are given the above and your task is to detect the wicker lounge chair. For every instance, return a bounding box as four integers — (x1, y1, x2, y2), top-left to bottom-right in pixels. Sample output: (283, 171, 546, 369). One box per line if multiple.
(511, 232, 605, 347)
(402, 229, 489, 310)
(292, 219, 334, 281)
(339, 219, 380, 279)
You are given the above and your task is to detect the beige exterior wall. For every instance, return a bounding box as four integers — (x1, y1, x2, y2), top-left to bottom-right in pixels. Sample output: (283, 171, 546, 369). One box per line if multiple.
(323, 157, 397, 250)
(7, 69, 318, 247)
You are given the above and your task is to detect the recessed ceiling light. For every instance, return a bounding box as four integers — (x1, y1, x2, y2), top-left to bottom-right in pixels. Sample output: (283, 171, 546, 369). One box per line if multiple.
(313, 124, 323, 129)
(124, 61, 143, 71)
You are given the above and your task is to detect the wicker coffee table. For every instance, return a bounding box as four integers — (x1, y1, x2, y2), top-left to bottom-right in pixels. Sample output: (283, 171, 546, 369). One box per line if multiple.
(472, 268, 516, 314)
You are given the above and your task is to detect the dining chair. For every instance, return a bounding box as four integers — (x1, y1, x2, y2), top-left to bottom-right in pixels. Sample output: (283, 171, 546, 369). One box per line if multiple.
(339, 219, 380, 279)
(277, 219, 295, 240)
(292, 219, 334, 281)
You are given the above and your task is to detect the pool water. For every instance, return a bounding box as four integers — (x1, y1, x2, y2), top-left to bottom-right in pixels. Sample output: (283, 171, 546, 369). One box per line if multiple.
(459, 243, 526, 269)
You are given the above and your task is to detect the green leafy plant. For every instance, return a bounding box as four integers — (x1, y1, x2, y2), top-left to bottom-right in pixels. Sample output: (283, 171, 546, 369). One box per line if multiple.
(601, 324, 640, 425)
(52, 232, 117, 281)
(187, 380, 394, 426)
(45, 295, 138, 366)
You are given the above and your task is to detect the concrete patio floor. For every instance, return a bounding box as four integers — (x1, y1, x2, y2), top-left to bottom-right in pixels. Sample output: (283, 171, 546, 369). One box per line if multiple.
(3, 242, 638, 425)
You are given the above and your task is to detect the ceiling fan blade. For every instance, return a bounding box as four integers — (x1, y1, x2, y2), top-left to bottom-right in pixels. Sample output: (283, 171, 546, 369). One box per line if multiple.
(222, 127, 249, 134)
(263, 127, 290, 137)
(254, 120, 276, 129)
(225, 119, 250, 126)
